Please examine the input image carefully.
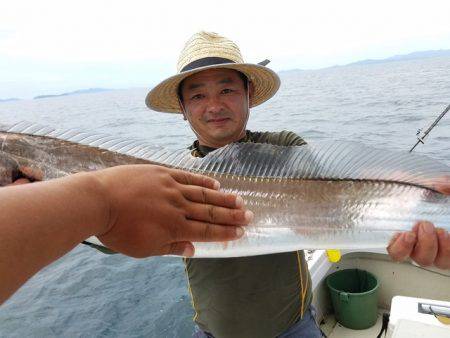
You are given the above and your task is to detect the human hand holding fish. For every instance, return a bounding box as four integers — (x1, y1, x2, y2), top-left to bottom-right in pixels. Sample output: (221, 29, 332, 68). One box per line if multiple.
(4, 164, 251, 256)
(8, 178, 31, 185)
(93, 165, 252, 258)
(0, 164, 251, 304)
(430, 176, 450, 194)
(387, 178, 450, 270)
(7, 166, 43, 185)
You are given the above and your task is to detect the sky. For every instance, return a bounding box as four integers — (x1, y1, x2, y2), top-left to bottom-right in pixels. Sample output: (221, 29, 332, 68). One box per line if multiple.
(1, 0, 450, 98)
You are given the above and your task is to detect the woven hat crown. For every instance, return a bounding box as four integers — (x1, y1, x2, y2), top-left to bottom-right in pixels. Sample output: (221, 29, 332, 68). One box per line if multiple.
(177, 31, 244, 73)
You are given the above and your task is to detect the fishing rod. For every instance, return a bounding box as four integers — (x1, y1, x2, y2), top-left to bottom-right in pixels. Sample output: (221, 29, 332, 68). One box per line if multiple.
(409, 103, 450, 152)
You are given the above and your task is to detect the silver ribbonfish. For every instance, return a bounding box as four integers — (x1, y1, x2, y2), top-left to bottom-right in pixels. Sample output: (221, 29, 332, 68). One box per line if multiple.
(1, 121, 449, 257)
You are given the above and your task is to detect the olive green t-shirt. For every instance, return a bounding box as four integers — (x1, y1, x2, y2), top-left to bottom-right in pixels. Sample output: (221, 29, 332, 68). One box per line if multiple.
(185, 130, 312, 338)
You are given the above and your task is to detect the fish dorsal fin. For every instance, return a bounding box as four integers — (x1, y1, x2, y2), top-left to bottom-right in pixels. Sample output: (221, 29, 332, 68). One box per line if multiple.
(2, 121, 179, 162)
(2, 122, 449, 190)
(190, 142, 450, 190)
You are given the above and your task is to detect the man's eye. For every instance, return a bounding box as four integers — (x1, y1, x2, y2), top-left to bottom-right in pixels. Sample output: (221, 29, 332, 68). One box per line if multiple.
(222, 89, 233, 94)
(191, 94, 203, 100)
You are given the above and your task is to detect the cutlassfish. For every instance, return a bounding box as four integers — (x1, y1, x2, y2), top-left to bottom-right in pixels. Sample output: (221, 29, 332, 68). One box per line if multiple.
(1, 121, 449, 257)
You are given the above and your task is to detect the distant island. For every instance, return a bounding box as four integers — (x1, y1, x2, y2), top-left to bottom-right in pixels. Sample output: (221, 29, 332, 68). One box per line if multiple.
(0, 98, 21, 103)
(34, 88, 113, 100)
(347, 49, 450, 66)
(280, 49, 450, 73)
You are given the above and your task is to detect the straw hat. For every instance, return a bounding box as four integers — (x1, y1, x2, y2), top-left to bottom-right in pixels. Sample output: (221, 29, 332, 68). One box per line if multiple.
(145, 31, 280, 113)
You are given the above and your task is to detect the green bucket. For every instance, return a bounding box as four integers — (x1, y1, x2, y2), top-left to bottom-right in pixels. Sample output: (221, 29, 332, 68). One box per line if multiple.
(326, 269, 379, 330)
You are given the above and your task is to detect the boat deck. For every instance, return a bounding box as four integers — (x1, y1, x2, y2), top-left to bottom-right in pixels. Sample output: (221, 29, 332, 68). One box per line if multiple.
(320, 310, 387, 338)
(311, 251, 450, 338)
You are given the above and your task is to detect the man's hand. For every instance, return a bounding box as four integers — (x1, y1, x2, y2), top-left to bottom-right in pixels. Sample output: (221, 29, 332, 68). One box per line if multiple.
(7, 166, 43, 186)
(0, 165, 252, 304)
(430, 175, 450, 195)
(9, 178, 31, 185)
(387, 221, 450, 269)
(94, 165, 253, 258)
(387, 178, 450, 270)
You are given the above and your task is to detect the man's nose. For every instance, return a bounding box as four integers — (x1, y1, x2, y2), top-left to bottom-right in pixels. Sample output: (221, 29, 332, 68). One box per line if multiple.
(205, 95, 223, 114)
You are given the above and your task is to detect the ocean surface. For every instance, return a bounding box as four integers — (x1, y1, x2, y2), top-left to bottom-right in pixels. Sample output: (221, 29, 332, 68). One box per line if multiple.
(0, 56, 449, 337)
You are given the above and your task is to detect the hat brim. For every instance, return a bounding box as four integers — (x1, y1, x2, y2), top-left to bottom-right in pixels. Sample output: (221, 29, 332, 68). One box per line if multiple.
(145, 63, 280, 113)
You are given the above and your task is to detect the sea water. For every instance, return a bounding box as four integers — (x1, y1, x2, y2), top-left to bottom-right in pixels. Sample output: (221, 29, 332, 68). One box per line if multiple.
(0, 56, 449, 337)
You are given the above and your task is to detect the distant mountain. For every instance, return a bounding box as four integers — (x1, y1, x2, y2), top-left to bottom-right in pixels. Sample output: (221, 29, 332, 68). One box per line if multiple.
(279, 49, 450, 74)
(34, 88, 112, 100)
(0, 98, 21, 103)
(347, 49, 450, 66)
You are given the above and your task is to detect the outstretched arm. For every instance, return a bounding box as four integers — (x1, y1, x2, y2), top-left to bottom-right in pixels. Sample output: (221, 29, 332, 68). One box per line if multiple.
(0, 165, 252, 305)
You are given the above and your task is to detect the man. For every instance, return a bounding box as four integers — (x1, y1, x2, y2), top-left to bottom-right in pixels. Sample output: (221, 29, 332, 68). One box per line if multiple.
(0, 165, 251, 305)
(146, 31, 450, 338)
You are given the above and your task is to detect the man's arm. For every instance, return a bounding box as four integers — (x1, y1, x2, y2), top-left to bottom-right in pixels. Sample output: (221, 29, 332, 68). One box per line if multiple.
(0, 165, 252, 304)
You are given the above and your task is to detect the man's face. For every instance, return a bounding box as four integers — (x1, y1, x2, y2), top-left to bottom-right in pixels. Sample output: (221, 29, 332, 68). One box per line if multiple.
(180, 68, 251, 148)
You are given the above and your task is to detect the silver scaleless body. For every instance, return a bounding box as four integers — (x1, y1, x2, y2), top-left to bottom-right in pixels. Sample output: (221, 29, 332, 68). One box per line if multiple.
(1, 121, 449, 257)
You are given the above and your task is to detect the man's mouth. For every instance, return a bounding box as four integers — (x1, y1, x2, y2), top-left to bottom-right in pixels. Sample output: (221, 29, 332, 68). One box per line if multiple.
(207, 117, 230, 125)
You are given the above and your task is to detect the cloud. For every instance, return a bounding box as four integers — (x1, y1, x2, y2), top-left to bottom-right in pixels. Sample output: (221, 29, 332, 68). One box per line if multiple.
(1, 0, 450, 97)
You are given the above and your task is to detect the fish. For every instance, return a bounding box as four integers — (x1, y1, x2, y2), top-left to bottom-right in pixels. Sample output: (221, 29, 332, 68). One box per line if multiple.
(1, 121, 449, 258)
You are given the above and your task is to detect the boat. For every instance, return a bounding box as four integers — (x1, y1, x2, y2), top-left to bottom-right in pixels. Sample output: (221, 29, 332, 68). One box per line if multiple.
(308, 249, 450, 337)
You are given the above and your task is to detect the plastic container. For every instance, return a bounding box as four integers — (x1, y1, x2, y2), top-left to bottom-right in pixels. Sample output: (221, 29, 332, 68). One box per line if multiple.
(326, 268, 379, 329)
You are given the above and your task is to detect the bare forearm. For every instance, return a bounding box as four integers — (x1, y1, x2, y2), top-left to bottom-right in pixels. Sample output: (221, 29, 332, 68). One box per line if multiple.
(0, 173, 108, 304)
